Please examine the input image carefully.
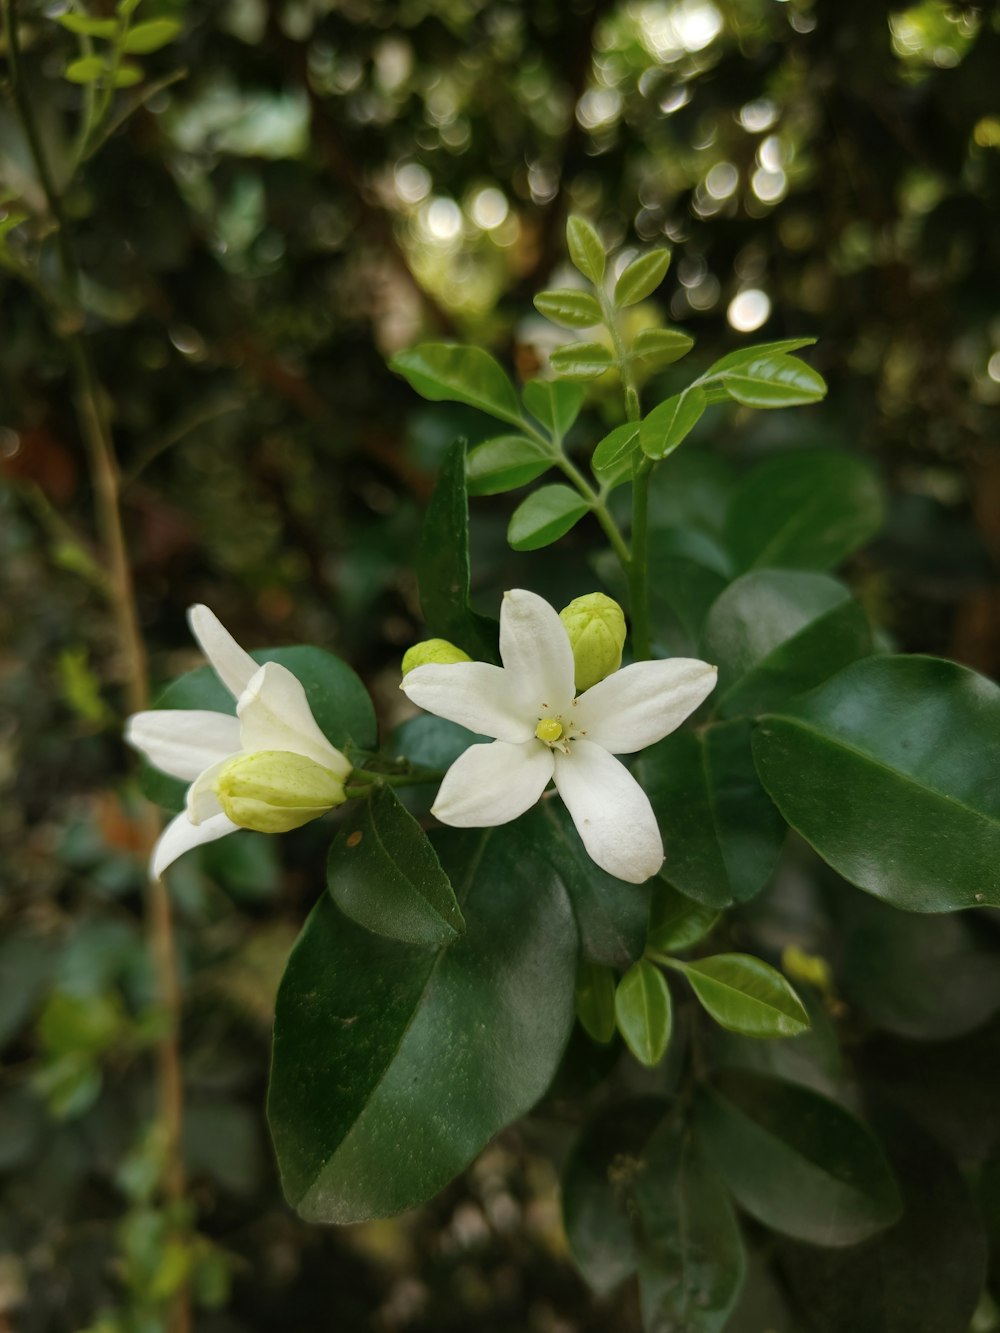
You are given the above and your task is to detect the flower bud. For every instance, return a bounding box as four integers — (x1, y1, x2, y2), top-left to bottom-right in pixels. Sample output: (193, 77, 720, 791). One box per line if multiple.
(213, 749, 347, 834)
(401, 638, 472, 675)
(559, 592, 626, 693)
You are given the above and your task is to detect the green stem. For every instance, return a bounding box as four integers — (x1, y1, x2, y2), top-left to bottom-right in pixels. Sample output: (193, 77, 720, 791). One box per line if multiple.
(345, 768, 446, 799)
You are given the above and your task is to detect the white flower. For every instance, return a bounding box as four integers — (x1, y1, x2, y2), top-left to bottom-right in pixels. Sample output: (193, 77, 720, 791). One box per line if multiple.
(126, 606, 351, 880)
(400, 589, 717, 884)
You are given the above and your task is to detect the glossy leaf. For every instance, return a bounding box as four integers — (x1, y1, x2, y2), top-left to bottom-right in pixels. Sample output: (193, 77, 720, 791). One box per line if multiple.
(640, 387, 707, 460)
(725, 449, 884, 572)
(64, 56, 106, 83)
(508, 484, 590, 551)
(533, 288, 603, 328)
(390, 342, 522, 426)
(696, 1071, 902, 1246)
(575, 961, 617, 1043)
(389, 714, 485, 771)
(631, 326, 695, 368)
(466, 434, 553, 495)
(56, 14, 118, 36)
(705, 338, 817, 377)
(122, 18, 182, 52)
(647, 881, 719, 955)
(615, 960, 672, 1067)
(703, 570, 873, 718)
(327, 787, 464, 947)
(549, 342, 612, 380)
(614, 248, 671, 307)
(418, 440, 499, 662)
(566, 216, 606, 283)
(676, 954, 810, 1038)
(591, 422, 640, 481)
(753, 654, 1000, 911)
(268, 817, 577, 1223)
(721, 353, 826, 408)
(522, 378, 584, 439)
(638, 720, 786, 908)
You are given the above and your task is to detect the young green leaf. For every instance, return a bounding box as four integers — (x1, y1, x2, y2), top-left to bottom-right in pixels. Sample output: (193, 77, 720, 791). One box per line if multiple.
(534, 288, 603, 329)
(631, 326, 695, 369)
(615, 960, 672, 1066)
(566, 216, 606, 283)
(56, 14, 119, 37)
(64, 56, 107, 84)
(549, 342, 613, 381)
(614, 248, 671, 307)
(466, 435, 553, 495)
(575, 961, 617, 1043)
(640, 386, 707, 460)
(522, 378, 585, 438)
(327, 787, 465, 948)
(676, 954, 810, 1038)
(647, 881, 719, 955)
(705, 338, 817, 377)
(591, 422, 640, 480)
(390, 342, 522, 426)
(112, 62, 144, 87)
(507, 485, 591, 551)
(721, 353, 827, 408)
(122, 18, 182, 52)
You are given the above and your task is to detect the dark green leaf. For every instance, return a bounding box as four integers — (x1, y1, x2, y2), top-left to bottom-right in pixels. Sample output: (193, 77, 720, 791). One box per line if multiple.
(753, 654, 1000, 911)
(676, 954, 810, 1038)
(724, 449, 884, 572)
(638, 720, 786, 908)
(549, 342, 613, 380)
(389, 714, 485, 771)
(631, 326, 695, 368)
(327, 787, 464, 947)
(122, 18, 182, 52)
(640, 387, 707, 460)
(64, 55, 107, 83)
(508, 484, 590, 551)
(533, 288, 603, 328)
(703, 570, 873, 718)
(696, 1071, 902, 1245)
(647, 881, 719, 954)
(575, 961, 617, 1043)
(615, 960, 672, 1067)
(647, 526, 732, 652)
(721, 353, 826, 408)
(56, 14, 119, 37)
(614, 248, 671, 307)
(418, 440, 499, 662)
(522, 378, 585, 439)
(591, 422, 640, 481)
(390, 343, 522, 426)
(466, 434, 553, 495)
(566, 216, 606, 283)
(705, 338, 817, 377)
(268, 815, 577, 1222)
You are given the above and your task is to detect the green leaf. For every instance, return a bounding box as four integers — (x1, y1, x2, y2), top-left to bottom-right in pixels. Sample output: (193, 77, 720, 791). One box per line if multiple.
(638, 720, 786, 908)
(703, 570, 873, 718)
(418, 440, 499, 662)
(122, 18, 182, 52)
(566, 216, 606, 283)
(549, 342, 612, 380)
(724, 449, 884, 572)
(721, 353, 827, 408)
(631, 326, 695, 369)
(389, 714, 484, 771)
(466, 434, 553, 495)
(647, 881, 719, 954)
(533, 288, 603, 328)
(327, 787, 464, 947)
(676, 954, 810, 1038)
(640, 386, 707, 460)
(575, 961, 617, 1043)
(614, 248, 671, 307)
(522, 378, 584, 439)
(615, 960, 672, 1067)
(635, 1122, 746, 1333)
(508, 484, 590, 551)
(112, 62, 143, 87)
(591, 422, 640, 481)
(64, 55, 107, 83)
(139, 646, 377, 814)
(390, 343, 522, 427)
(696, 1071, 902, 1246)
(56, 14, 119, 37)
(268, 816, 577, 1223)
(753, 654, 1000, 912)
(705, 338, 818, 377)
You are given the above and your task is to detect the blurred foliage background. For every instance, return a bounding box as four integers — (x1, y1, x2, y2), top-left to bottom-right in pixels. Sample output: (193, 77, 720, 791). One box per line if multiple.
(2, 0, 1000, 1328)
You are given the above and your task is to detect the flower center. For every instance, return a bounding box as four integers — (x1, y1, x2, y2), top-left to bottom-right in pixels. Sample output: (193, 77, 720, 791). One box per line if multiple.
(535, 718, 564, 744)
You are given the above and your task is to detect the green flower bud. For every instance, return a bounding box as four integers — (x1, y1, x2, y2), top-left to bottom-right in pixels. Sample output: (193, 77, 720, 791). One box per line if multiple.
(559, 592, 626, 693)
(401, 638, 472, 675)
(213, 749, 347, 834)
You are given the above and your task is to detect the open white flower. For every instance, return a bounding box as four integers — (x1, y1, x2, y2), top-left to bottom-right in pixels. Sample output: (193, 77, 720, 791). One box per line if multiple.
(400, 589, 717, 884)
(126, 606, 351, 880)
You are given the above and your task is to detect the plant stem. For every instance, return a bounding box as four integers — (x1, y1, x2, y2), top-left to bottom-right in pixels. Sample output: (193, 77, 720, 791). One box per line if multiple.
(345, 767, 446, 799)
(2, 7, 189, 1329)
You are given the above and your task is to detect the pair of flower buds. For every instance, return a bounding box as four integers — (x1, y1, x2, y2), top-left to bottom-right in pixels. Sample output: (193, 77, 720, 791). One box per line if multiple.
(127, 592, 716, 884)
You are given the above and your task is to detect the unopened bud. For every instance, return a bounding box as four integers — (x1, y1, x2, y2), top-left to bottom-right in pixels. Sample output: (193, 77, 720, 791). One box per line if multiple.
(401, 638, 472, 675)
(214, 749, 347, 834)
(559, 593, 626, 693)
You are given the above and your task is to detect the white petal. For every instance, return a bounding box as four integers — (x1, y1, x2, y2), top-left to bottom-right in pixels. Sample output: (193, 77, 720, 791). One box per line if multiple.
(125, 710, 240, 781)
(432, 740, 553, 827)
(150, 811, 239, 880)
(185, 759, 229, 824)
(237, 663, 351, 778)
(400, 662, 534, 744)
(553, 740, 663, 883)
(187, 604, 258, 698)
(499, 589, 576, 713)
(573, 658, 717, 754)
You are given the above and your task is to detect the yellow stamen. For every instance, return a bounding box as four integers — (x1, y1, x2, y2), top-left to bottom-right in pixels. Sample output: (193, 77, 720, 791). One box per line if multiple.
(535, 718, 564, 743)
